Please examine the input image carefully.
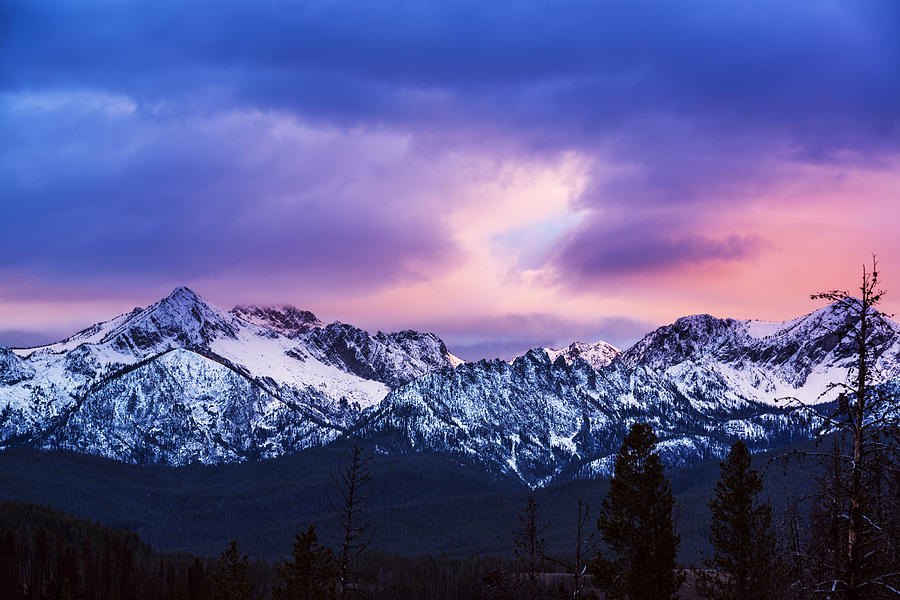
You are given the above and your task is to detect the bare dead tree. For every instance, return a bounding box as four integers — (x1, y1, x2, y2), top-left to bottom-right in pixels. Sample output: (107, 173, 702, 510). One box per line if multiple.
(776, 495, 811, 600)
(331, 438, 374, 600)
(779, 256, 899, 599)
(570, 499, 594, 599)
(545, 499, 595, 598)
(513, 496, 548, 600)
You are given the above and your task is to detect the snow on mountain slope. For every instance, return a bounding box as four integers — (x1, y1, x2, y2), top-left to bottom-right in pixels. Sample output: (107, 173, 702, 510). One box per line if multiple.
(0, 347, 34, 385)
(359, 348, 806, 487)
(229, 304, 463, 388)
(299, 323, 462, 388)
(359, 301, 900, 486)
(14, 310, 139, 358)
(4, 290, 897, 485)
(622, 300, 900, 406)
(42, 349, 341, 465)
(545, 340, 621, 370)
(0, 287, 391, 464)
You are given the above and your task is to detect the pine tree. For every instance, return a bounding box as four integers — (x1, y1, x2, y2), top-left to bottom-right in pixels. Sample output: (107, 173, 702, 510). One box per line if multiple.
(592, 423, 681, 600)
(273, 525, 337, 600)
(698, 440, 775, 600)
(481, 557, 514, 600)
(188, 556, 209, 600)
(211, 539, 254, 600)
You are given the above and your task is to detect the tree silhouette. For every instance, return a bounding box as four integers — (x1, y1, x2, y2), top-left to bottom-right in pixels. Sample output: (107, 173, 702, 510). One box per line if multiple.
(0, 531, 22, 600)
(545, 499, 595, 599)
(514, 496, 548, 600)
(698, 439, 775, 600)
(211, 539, 254, 600)
(273, 525, 337, 600)
(592, 423, 681, 600)
(332, 439, 374, 599)
(481, 557, 514, 600)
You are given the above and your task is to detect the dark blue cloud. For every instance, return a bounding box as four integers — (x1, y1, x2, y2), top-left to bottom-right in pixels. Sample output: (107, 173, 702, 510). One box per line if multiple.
(4, 0, 898, 150)
(0, 98, 461, 300)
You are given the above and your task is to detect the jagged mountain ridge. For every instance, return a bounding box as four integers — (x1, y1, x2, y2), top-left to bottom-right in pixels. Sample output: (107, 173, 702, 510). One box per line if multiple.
(357, 349, 810, 487)
(230, 305, 464, 388)
(300, 324, 464, 388)
(2, 290, 898, 487)
(621, 302, 900, 407)
(0, 288, 457, 464)
(358, 300, 900, 486)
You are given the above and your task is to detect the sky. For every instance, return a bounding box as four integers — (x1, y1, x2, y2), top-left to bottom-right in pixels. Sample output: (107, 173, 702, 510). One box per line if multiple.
(1, 0, 899, 360)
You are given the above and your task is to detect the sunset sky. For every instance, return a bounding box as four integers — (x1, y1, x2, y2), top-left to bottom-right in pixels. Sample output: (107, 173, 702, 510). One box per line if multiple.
(1, 1, 899, 359)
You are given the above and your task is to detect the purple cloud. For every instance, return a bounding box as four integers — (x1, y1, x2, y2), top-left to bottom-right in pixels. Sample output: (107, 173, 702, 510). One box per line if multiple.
(0, 101, 461, 300)
(548, 208, 769, 284)
(1, 0, 898, 306)
(4, 0, 898, 154)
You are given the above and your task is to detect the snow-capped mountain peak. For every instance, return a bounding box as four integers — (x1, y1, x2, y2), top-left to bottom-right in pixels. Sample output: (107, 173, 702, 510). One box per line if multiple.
(300, 323, 462, 388)
(99, 286, 243, 353)
(619, 300, 900, 407)
(545, 340, 621, 370)
(358, 300, 900, 486)
(228, 304, 465, 387)
(0, 286, 464, 468)
(1, 288, 391, 464)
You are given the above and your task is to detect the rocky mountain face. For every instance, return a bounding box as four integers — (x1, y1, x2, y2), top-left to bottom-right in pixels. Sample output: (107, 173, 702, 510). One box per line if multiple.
(621, 302, 900, 407)
(357, 350, 807, 487)
(230, 305, 464, 388)
(358, 301, 900, 486)
(230, 305, 324, 337)
(0, 288, 455, 465)
(2, 289, 897, 487)
(0, 348, 34, 385)
(300, 324, 463, 388)
(545, 340, 621, 370)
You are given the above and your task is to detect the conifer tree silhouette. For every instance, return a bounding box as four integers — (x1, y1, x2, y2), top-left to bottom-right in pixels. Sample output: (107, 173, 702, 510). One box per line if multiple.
(211, 539, 254, 600)
(592, 423, 681, 600)
(273, 525, 337, 600)
(698, 439, 775, 600)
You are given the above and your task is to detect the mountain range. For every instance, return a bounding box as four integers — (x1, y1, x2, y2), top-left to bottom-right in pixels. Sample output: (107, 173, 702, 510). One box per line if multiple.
(2, 287, 898, 487)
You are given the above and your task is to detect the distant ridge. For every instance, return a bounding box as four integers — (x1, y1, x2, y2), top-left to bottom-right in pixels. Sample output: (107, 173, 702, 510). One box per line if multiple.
(359, 300, 900, 485)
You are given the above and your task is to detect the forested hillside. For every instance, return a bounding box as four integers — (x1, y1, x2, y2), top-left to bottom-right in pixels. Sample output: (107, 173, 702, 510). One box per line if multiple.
(0, 440, 819, 564)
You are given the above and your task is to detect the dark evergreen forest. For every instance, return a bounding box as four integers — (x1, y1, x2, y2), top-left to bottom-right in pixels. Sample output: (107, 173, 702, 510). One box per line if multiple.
(0, 439, 818, 562)
(0, 430, 895, 599)
(0, 438, 823, 600)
